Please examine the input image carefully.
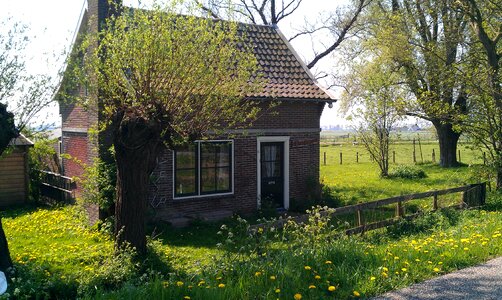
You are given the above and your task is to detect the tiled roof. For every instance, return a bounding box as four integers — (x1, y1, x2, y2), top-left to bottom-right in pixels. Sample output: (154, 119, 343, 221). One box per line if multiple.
(239, 23, 333, 101)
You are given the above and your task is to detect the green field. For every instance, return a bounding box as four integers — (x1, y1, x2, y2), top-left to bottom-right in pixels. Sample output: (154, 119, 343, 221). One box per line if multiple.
(319, 139, 485, 205)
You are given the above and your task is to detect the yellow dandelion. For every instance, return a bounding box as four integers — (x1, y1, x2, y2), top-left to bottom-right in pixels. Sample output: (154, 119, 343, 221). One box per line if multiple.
(382, 267, 389, 272)
(304, 266, 311, 270)
(382, 272, 388, 278)
(218, 283, 225, 288)
(176, 281, 184, 287)
(328, 285, 336, 292)
(309, 285, 316, 289)
(184, 297, 191, 300)
(433, 268, 440, 272)
(294, 293, 302, 300)
(401, 268, 407, 272)
(198, 280, 206, 286)
(325, 260, 332, 264)
(255, 271, 262, 277)
(270, 275, 276, 281)
(370, 276, 376, 281)
(275, 288, 281, 293)
(314, 275, 321, 280)
(353, 290, 361, 297)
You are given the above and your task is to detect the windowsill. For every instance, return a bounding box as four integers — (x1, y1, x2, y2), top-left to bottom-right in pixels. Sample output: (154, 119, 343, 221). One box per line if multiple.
(173, 191, 234, 201)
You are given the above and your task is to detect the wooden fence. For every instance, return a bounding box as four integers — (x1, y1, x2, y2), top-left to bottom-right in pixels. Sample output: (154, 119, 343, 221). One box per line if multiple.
(251, 183, 486, 235)
(38, 170, 75, 203)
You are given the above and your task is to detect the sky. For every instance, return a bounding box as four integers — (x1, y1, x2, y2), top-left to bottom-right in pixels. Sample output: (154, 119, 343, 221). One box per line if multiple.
(0, 0, 347, 128)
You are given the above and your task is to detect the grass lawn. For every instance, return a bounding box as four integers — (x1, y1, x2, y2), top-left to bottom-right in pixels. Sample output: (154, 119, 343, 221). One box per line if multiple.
(1, 141, 501, 299)
(320, 142, 485, 205)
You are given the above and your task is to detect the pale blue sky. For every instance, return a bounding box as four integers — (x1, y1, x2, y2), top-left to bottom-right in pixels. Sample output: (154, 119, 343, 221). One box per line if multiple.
(1, 0, 347, 127)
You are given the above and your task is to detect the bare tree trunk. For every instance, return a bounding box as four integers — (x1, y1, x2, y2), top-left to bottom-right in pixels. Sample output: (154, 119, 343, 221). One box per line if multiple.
(0, 218, 12, 273)
(113, 111, 162, 255)
(434, 122, 460, 167)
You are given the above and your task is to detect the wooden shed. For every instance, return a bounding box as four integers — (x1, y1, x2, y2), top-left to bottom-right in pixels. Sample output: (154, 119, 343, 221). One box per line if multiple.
(0, 134, 33, 207)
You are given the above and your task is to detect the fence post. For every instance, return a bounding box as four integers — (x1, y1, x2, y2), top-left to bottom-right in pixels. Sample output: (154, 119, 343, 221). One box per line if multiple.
(396, 200, 404, 218)
(357, 209, 364, 227)
(483, 152, 486, 165)
(340, 152, 343, 165)
(433, 193, 438, 210)
(356, 152, 359, 163)
(393, 151, 396, 164)
(458, 150, 461, 163)
(413, 139, 416, 163)
(432, 149, 436, 163)
(323, 152, 326, 166)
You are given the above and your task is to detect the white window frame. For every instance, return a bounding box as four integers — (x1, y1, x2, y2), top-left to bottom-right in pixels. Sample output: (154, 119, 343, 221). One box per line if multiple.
(172, 140, 234, 200)
(256, 136, 290, 210)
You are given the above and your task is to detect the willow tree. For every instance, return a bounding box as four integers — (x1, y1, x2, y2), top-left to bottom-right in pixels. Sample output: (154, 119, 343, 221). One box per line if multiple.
(372, 0, 469, 167)
(77, 2, 261, 254)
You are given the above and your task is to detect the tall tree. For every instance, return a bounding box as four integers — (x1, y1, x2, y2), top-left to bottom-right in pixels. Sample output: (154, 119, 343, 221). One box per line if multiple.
(458, 0, 502, 189)
(371, 0, 469, 167)
(72, 1, 262, 254)
(342, 58, 405, 177)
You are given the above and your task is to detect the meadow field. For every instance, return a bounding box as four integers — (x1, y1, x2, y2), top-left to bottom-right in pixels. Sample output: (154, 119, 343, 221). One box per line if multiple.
(1, 133, 501, 299)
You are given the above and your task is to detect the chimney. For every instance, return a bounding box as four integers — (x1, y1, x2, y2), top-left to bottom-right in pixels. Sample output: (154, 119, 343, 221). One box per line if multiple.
(87, 0, 122, 31)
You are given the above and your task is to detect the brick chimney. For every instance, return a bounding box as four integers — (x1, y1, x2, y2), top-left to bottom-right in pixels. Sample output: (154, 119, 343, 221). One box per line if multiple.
(87, 0, 122, 32)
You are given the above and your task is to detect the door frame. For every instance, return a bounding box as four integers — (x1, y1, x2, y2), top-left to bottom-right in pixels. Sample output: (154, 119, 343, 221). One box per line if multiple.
(257, 136, 290, 210)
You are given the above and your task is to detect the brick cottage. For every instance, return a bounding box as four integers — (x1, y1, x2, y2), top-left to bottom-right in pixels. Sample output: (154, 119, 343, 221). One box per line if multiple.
(58, 0, 334, 224)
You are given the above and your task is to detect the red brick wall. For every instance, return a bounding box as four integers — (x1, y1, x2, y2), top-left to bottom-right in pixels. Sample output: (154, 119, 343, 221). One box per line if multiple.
(149, 101, 324, 220)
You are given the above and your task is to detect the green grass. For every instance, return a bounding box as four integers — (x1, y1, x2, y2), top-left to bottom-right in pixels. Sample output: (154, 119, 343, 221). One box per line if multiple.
(320, 143, 484, 205)
(1, 140, 501, 299)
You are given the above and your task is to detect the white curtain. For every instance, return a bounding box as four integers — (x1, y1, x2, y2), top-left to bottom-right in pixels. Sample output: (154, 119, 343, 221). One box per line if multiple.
(263, 145, 277, 177)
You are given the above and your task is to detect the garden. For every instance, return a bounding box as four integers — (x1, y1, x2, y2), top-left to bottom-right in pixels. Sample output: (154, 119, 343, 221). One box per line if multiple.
(1, 139, 501, 299)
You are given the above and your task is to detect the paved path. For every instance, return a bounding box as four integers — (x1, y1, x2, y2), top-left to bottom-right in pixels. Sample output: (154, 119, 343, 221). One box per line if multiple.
(372, 256, 502, 300)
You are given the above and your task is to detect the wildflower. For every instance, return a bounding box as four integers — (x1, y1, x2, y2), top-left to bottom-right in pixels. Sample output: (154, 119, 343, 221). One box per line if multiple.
(381, 272, 388, 278)
(216, 276, 222, 280)
(401, 268, 407, 272)
(325, 260, 332, 264)
(270, 275, 276, 281)
(433, 268, 440, 272)
(314, 275, 321, 280)
(370, 276, 376, 281)
(328, 285, 336, 292)
(176, 281, 184, 287)
(275, 288, 281, 293)
(255, 271, 262, 277)
(162, 281, 169, 288)
(309, 285, 316, 289)
(218, 283, 225, 288)
(184, 297, 191, 300)
(294, 293, 302, 300)
(304, 266, 311, 270)
(353, 290, 361, 297)
(198, 280, 205, 286)
(382, 267, 389, 272)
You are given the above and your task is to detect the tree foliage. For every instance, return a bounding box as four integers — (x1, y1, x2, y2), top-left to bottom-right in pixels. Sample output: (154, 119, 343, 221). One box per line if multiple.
(71, 1, 263, 254)
(457, 0, 502, 189)
(342, 58, 405, 177)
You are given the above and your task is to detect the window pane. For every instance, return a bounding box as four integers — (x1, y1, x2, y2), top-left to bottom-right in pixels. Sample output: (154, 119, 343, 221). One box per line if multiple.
(201, 142, 230, 168)
(175, 144, 197, 196)
(201, 168, 216, 193)
(176, 145, 196, 169)
(175, 169, 196, 196)
(216, 167, 230, 191)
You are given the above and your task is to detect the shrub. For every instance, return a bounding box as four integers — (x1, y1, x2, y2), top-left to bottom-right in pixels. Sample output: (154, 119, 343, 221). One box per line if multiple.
(388, 165, 427, 179)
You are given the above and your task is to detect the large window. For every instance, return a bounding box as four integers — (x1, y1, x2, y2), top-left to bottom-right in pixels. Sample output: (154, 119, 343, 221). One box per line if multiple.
(174, 141, 233, 198)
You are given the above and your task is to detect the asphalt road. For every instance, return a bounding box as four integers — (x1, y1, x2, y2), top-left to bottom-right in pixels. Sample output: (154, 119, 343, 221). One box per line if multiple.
(372, 256, 502, 300)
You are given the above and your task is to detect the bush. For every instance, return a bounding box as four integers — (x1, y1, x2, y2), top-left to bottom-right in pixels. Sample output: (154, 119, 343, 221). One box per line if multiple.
(388, 165, 427, 179)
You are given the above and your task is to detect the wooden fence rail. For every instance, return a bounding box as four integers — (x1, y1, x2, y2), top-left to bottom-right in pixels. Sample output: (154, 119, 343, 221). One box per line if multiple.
(38, 170, 75, 203)
(250, 183, 486, 235)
